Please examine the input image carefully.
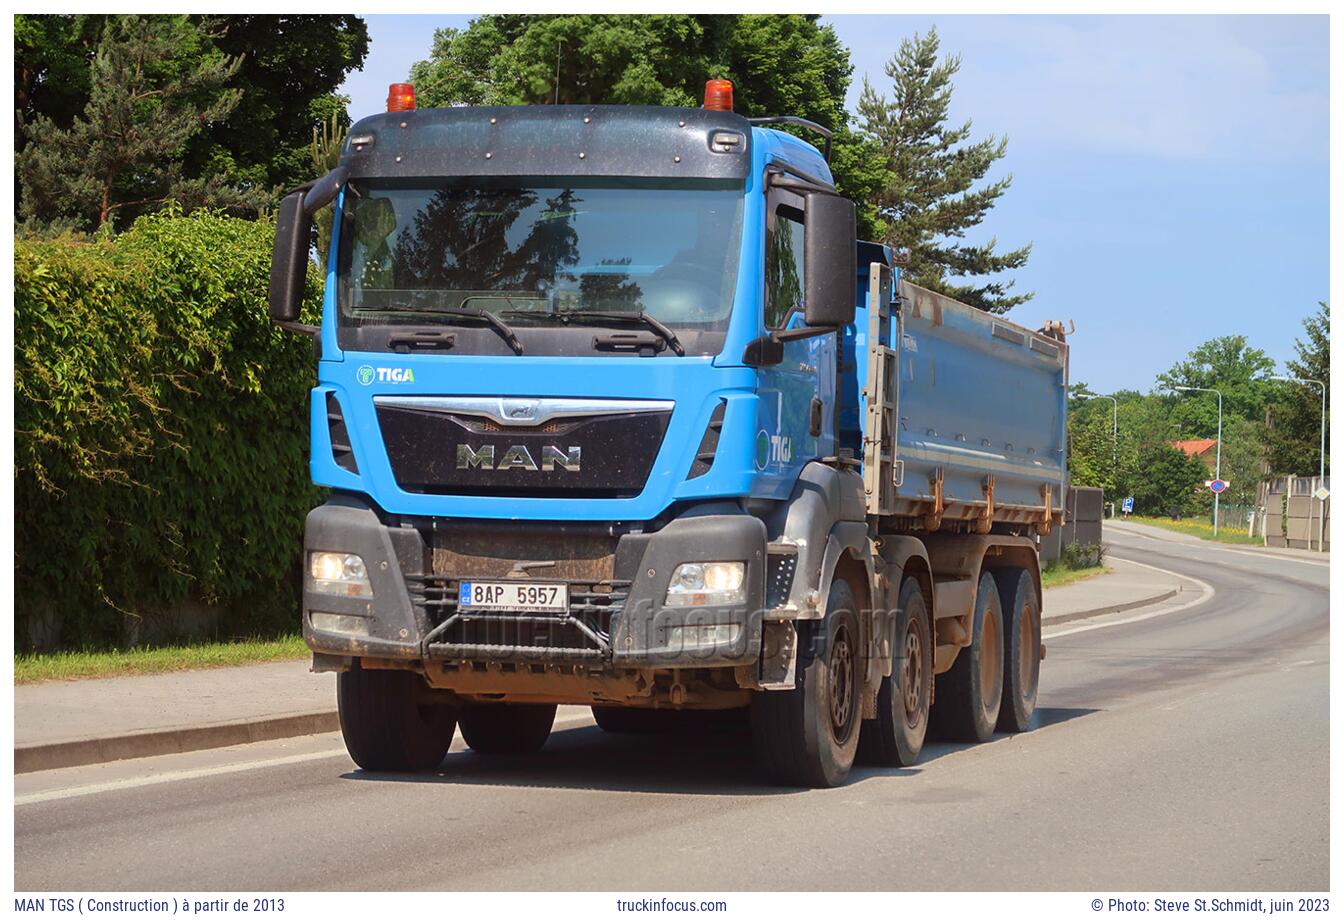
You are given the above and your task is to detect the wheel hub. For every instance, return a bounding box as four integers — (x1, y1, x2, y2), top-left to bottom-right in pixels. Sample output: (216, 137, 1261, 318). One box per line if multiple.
(902, 625, 924, 727)
(828, 624, 855, 741)
(980, 608, 1001, 712)
(1019, 601, 1038, 698)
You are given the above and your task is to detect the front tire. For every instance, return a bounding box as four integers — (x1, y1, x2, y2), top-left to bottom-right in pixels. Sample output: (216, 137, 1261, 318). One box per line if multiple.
(858, 577, 931, 767)
(750, 577, 863, 787)
(337, 666, 455, 772)
(993, 567, 1041, 733)
(459, 703, 556, 755)
(930, 571, 1004, 743)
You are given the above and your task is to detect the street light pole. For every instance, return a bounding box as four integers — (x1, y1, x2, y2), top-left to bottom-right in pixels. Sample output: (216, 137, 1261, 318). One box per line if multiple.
(1270, 375, 1328, 551)
(1171, 385, 1224, 535)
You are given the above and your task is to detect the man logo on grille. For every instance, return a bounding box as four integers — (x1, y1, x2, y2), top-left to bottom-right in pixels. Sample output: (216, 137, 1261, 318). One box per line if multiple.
(457, 444, 582, 472)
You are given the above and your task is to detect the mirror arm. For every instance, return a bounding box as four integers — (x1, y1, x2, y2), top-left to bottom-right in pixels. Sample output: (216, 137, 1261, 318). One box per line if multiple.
(302, 166, 350, 216)
(743, 324, 843, 367)
(774, 324, 839, 343)
(276, 321, 319, 338)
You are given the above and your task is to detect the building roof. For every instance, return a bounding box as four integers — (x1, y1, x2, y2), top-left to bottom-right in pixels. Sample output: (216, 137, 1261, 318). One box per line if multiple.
(1170, 438, 1218, 458)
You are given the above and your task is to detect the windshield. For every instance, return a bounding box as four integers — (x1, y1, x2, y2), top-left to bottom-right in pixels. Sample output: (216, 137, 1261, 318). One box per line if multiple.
(336, 180, 744, 356)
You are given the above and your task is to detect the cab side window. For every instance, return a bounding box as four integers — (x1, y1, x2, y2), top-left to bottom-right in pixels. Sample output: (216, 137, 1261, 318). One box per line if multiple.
(765, 204, 805, 329)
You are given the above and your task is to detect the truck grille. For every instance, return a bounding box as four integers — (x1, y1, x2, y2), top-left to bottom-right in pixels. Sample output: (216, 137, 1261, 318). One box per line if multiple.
(410, 575, 631, 661)
(374, 401, 672, 498)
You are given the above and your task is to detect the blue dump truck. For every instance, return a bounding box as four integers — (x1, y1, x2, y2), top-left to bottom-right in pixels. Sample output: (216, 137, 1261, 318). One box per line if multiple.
(268, 81, 1069, 787)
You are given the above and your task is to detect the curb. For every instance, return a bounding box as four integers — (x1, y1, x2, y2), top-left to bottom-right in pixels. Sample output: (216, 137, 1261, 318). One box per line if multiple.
(14, 583, 1183, 775)
(15, 710, 340, 775)
(1041, 586, 1179, 628)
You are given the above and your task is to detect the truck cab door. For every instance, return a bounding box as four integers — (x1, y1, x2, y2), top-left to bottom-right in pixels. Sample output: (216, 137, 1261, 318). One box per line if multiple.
(752, 185, 838, 498)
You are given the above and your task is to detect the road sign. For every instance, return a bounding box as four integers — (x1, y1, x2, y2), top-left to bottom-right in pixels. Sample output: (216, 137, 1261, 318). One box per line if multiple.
(1208, 479, 1229, 494)
(1121, 496, 1135, 514)
(1314, 487, 1330, 501)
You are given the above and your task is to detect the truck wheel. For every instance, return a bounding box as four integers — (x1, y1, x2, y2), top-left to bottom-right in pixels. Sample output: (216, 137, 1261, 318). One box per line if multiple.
(857, 577, 931, 767)
(337, 666, 455, 772)
(930, 571, 1004, 743)
(993, 567, 1041, 733)
(750, 577, 862, 787)
(459, 703, 557, 755)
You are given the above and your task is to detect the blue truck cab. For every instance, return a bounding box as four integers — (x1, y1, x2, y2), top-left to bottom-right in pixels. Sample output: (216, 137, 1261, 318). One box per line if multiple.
(268, 82, 1067, 786)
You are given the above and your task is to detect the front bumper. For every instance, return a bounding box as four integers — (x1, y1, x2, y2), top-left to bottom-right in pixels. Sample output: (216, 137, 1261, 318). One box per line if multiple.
(301, 497, 766, 667)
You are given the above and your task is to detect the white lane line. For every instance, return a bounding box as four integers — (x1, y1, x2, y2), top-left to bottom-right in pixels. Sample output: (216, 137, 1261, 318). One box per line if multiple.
(15, 750, 348, 806)
(16, 712, 597, 806)
(1109, 528, 1329, 568)
(1043, 556, 1215, 639)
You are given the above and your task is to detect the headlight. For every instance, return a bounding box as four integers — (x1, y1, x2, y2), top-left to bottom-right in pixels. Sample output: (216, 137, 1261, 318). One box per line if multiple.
(306, 551, 373, 597)
(664, 562, 746, 607)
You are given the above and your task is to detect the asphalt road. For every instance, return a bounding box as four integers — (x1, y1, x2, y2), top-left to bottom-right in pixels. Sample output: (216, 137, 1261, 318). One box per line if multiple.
(15, 524, 1329, 891)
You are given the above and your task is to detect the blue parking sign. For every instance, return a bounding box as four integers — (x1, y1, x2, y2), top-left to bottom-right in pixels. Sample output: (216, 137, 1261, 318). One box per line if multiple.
(1122, 496, 1135, 514)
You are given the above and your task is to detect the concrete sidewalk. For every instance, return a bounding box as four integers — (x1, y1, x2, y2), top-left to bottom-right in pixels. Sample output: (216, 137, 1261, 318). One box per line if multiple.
(14, 558, 1184, 773)
(15, 661, 336, 773)
(1042, 556, 1184, 625)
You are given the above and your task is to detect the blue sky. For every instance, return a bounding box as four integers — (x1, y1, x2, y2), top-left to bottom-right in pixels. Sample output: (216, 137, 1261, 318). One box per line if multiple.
(339, 14, 1329, 395)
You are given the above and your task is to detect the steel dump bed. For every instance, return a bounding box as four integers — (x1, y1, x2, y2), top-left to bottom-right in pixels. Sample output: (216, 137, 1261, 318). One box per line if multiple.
(853, 269, 1069, 532)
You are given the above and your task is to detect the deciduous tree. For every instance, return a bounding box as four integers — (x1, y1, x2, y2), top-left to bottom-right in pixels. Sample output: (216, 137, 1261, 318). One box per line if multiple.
(406, 14, 888, 237)
(1265, 303, 1330, 477)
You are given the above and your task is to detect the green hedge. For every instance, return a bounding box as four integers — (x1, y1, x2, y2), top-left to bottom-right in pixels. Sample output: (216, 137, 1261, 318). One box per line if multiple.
(15, 209, 323, 649)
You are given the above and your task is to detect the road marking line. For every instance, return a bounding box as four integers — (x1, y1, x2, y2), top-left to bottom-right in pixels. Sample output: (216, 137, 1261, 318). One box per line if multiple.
(1043, 556, 1215, 639)
(14, 750, 348, 806)
(16, 712, 597, 806)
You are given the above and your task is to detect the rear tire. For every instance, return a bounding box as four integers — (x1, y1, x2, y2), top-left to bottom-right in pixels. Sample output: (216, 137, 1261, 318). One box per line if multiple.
(750, 577, 863, 787)
(337, 666, 455, 772)
(459, 703, 556, 755)
(858, 577, 931, 767)
(993, 567, 1041, 733)
(930, 571, 1004, 743)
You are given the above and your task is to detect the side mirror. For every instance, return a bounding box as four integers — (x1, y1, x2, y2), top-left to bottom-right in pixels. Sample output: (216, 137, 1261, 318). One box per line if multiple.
(803, 191, 856, 328)
(268, 190, 312, 324)
(269, 167, 348, 326)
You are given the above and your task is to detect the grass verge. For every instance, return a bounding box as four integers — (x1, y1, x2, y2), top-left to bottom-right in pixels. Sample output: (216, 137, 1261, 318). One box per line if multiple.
(1129, 515, 1263, 545)
(15, 635, 308, 684)
(1040, 562, 1107, 590)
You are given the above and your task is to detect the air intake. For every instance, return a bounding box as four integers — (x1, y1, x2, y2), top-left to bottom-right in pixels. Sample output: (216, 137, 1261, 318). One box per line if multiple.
(326, 393, 358, 474)
(687, 401, 726, 479)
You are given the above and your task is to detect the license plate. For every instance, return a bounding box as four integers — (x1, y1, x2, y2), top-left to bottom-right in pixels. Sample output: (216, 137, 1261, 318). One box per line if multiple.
(458, 580, 568, 612)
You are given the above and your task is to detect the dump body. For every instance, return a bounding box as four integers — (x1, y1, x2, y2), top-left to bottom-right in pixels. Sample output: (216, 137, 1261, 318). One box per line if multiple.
(849, 273, 1068, 533)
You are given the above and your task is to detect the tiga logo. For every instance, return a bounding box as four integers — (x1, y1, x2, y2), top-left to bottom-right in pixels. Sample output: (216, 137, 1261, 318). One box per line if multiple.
(356, 365, 414, 385)
(754, 429, 793, 470)
(457, 444, 581, 472)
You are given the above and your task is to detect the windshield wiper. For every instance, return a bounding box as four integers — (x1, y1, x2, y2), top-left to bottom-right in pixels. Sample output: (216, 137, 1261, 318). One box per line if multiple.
(421, 305, 524, 355)
(501, 309, 685, 357)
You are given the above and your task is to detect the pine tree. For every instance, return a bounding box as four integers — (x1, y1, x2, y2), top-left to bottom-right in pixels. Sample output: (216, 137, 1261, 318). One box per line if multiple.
(857, 28, 1031, 313)
(17, 16, 259, 231)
